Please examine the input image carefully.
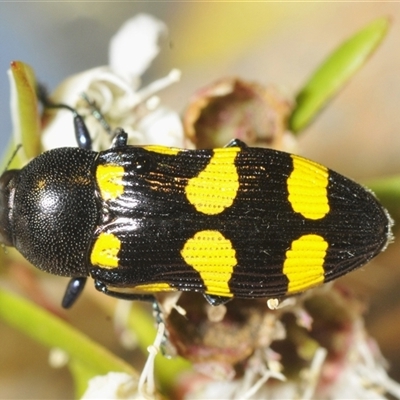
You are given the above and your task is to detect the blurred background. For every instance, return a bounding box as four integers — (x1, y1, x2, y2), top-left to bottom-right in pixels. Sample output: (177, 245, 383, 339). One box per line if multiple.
(1, 2, 400, 398)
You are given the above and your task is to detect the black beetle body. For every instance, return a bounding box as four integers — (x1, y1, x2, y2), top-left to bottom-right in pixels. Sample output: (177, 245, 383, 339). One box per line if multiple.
(0, 113, 393, 308)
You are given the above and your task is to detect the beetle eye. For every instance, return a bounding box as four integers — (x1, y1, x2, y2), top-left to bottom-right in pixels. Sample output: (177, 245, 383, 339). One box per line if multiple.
(133, 155, 153, 173)
(0, 169, 18, 246)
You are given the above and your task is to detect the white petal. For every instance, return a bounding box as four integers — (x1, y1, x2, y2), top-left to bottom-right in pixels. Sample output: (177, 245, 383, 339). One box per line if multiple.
(137, 107, 184, 147)
(42, 110, 79, 150)
(49, 66, 112, 105)
(41, 67, 132, 151)
(109, 14, 167, 78)
(81, 372, 138, 399)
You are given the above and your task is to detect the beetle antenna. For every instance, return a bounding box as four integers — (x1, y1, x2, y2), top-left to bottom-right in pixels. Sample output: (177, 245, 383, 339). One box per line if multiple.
(37, 84, 93, 150)
(37, 84, 76, 113)
(80, 92, 112, 136)
(37, 84, 113, 139)
(36, 83, 51, 108)
(2, 144, 22, 174)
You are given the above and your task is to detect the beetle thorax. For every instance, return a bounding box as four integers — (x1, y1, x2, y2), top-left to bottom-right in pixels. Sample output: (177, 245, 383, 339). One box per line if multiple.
(10, 148, 98, 277)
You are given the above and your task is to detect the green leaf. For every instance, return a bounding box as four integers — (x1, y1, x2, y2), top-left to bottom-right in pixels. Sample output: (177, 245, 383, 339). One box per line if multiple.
(0, 137, 28, 173)
(0, 289, 137, 398)
(289, 17, 390, 133)
(5, 61, 42, 169)
(69, 358, 108, 399)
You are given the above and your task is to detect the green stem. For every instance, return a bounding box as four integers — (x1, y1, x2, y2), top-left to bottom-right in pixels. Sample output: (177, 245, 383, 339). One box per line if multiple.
(0, 289, 137, 398)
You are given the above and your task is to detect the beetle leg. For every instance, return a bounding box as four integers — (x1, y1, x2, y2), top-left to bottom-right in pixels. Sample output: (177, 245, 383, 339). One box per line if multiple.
(147, 295, 172, 357)
(62, 277, 87, 308)
(94, 280, 170, 351)
(39, 87, 129, 151)
(203, 293, 232, 306)
(44, 103, 92, 150)
(111, 128, 128, 149)
(225, 138, 248, 148)
(79, 96, 130, 149)
(94, 279, 157, 303)
(80, 92, 112, 135)
(150, 299, 171, 356)
(94, 280, 163, 321)
(72, 112, 93, 150)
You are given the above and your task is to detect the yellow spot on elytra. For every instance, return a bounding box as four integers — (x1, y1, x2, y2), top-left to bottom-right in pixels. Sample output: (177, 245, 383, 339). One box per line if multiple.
(133, 282, 175, 293)
(181, 230, 236, 297)
(96, 164, 125, 201)
(185, 148, 240, 215)
(287, 155, 329, 220)
(90, 232, 121, 268)
(283, 234, 328, 294)
(144, 145, 181, 156)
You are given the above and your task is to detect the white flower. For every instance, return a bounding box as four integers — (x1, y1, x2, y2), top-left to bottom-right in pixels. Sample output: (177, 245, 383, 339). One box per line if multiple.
(81, 323, 166, 400)
(109, 13, 167, 80)
(81, 372, 138, 400)
(42, 14, 183, 151)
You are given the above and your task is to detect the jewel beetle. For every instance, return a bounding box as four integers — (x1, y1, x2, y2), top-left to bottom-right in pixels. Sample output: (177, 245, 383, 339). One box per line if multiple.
(0, 104, 393, 309)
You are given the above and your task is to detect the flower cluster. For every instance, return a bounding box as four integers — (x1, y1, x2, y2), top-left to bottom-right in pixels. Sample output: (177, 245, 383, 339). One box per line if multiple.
(41, 14, 183, 153)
